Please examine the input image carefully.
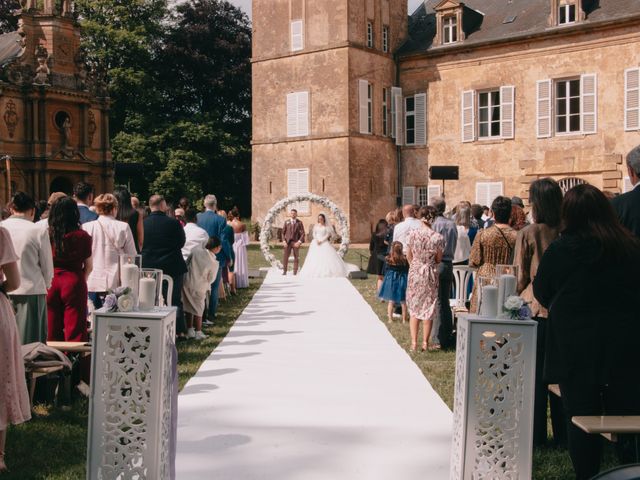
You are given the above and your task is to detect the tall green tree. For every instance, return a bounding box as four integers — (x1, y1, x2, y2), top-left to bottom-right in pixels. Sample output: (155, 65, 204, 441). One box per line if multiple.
(0, 1, 19, 34)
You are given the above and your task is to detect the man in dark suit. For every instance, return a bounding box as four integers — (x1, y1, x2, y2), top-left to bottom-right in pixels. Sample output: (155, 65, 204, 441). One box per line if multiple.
(197, 194, 228, 323)
(612, 145, 640, 237)
(73, 182, 98, 224)
(282, 209, 305, 275)
(142, 194, 188, 337)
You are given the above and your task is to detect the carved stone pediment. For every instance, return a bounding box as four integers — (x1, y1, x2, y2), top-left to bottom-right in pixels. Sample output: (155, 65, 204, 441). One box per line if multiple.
(435, 0, 462, 11)
(51, 149, 89, 163)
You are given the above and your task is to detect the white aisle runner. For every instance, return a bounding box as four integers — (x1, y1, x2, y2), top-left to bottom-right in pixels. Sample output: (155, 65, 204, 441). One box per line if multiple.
(176, 271, 452, 480)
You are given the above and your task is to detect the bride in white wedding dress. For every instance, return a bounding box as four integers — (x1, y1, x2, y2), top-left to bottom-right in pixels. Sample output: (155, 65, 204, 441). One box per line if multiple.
(299, 214, 348, 278)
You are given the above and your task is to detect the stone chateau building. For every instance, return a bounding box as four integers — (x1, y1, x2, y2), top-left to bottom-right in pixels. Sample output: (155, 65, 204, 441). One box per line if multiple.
(254, 0, 640, 242)
(0, 1, 112, 205)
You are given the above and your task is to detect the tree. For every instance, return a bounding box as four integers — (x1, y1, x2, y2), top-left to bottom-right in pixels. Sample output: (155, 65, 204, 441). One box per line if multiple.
(0, 0, 19, 34)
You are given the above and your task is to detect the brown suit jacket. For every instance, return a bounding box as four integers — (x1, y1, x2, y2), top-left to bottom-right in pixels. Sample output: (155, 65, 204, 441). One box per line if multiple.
(283, 219, 305, 244)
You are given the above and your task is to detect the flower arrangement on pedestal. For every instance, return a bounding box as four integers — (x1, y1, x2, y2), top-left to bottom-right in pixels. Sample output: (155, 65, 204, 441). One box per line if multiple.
(103, 287, 135, 313)
(259, 194, 350, 270)
(500, 295, 533, 321)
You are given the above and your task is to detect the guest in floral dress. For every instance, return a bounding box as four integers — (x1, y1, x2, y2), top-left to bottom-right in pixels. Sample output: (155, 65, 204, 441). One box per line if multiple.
(469, 196, 517, 313)
(406, 206, 444, 352)
(0, 226, 31, 472)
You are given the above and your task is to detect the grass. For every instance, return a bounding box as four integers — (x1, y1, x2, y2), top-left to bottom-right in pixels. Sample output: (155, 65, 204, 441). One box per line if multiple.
(349, 254, 622, 480)
(4, 243, 620, 479)
(3, 279, 262, 480)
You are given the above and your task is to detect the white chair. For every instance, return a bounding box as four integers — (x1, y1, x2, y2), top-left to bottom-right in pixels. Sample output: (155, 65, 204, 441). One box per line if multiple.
(449, 266, 475, 310)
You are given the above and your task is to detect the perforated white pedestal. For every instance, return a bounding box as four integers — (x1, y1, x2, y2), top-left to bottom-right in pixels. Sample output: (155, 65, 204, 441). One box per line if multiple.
(87, 308, 177, 480)
(451, 315, 537, 480)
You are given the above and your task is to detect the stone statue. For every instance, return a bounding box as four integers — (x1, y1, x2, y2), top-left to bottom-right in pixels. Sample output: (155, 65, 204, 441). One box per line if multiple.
(33, 45, 50, 85)
(61, 117, 72, 152)
(20, 0, 37, 11)
(61, 0, 73, 16)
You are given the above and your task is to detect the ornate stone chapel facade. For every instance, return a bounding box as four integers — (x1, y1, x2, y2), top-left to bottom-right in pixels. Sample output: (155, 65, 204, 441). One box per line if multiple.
(0, 1, 112, 205)
(252, 0, 640, 241)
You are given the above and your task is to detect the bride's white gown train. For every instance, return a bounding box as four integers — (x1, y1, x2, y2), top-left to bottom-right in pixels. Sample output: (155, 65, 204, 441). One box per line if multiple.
(299, 224, 348, 278)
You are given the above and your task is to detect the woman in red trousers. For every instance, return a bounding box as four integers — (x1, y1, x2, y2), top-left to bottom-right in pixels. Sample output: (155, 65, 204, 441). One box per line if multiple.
(47, 197, 93, 343)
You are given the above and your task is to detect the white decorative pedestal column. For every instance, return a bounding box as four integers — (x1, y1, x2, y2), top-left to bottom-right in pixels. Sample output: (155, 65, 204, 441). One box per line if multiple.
(450, 315, 537, 480)
(87, 307, 177, 480)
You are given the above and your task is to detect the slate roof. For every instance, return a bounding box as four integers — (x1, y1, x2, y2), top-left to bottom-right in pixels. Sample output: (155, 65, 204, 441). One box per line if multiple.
(399, 0, 640, 57)
(0, 31, 23, 67)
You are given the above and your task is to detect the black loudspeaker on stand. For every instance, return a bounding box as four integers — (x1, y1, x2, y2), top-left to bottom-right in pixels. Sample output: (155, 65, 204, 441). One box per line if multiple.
(429, 166, 459, 198)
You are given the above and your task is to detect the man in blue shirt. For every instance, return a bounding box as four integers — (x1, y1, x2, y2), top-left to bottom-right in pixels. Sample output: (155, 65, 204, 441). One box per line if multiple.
(197, 194, 229, 324)
(431, 196, 458, 350)
(73, 182, 98, 224)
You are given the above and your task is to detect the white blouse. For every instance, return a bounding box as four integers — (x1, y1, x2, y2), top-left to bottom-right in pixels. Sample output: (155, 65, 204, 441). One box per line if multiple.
(453, 225, 472, 263)
(0, 216, 53, 295)
(83, 215, 137, 292)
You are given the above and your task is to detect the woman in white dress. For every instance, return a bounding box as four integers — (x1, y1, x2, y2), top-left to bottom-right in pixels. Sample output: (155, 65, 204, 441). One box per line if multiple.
(299, 214, 347, 278)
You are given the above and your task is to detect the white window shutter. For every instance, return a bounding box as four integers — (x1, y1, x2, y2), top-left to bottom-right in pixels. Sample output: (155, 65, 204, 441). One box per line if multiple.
(489, 182, 504, 204)
(359, 80, 370, 134)
(414, 93, 427, 145)
(391, 86, 402, 138)
(287, 168, 310, 214)
(475, 183, 489, 206)
(402, 186, 416, 205)
(624, 176, 633, 193)
(625, 68, 640, 131)
(461, 90, 475, 143)
(536, 79, 552, 138)
(394, 88, 404, 146)
(297, 91, 309, 136)
(500, 85, 515, 139)
(428, 184, 441, 201)
(286, 93, 298, 137)
(581, 73, 597, 134)
(291, 20, 304, 52)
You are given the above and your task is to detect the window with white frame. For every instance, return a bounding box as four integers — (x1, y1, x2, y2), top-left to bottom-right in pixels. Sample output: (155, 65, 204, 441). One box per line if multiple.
(417, 185, 442, 206)
(405, 96, 415, 145)
(555, 78, 581, 134)
(558, 2, 576, 25)
(382, 25, 389, 53)
(359, 80, 372, 134)
(286, 91, 309, 137)
(402, 186, 416, 205)
(537, 74, 597, 138)
(625, 68, 640, 131)
(382, 87, 389, 136)
(476, 182, 503, 207)
(287, 168, 310, 214)
(367, 21, 374, 48)
(478, 90, 502, 139)
(443, 16, 457, 44)
(290, 20, 304, 51)
(404, 93, 427, 145)
(461, 86, 515, 142)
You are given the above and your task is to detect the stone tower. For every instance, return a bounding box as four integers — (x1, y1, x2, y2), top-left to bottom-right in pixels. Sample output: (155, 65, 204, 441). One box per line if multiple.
(251, 0, 407, 242)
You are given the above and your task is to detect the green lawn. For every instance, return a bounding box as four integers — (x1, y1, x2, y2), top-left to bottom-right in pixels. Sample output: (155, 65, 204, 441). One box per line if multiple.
(347, 247, 621, 480)
(5, 243, 619, 479)
(3, 280, 261, 480)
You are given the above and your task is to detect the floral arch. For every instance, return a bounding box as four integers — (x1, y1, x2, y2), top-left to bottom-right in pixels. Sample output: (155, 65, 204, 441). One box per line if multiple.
(259, 194, 350, 270)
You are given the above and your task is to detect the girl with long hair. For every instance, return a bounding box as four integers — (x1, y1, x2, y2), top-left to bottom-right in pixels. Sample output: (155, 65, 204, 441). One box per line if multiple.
(47, 196, 93, 342)
(378, 241, 409, 323)
(368, 218, 389, 292)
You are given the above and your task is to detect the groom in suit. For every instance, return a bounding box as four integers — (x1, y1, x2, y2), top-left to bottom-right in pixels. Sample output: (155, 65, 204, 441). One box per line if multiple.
(612, 144, 640, 237)
(282, 209, 305, 275)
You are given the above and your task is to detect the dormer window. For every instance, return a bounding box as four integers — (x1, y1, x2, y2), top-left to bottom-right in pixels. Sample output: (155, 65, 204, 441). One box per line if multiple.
(558, 2, 577, 24)
(443, 16, 458, 44)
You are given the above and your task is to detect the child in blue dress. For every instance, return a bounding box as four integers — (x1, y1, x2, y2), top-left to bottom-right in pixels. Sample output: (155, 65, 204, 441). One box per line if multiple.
(378, 241, 409, 323)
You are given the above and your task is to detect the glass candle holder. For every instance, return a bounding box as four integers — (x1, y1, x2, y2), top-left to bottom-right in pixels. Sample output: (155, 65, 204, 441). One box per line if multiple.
(119, 254, 142, 309)
(495, 264, 519, 314)
(139, 269, 161, 311)
(477, 276, 499, 318)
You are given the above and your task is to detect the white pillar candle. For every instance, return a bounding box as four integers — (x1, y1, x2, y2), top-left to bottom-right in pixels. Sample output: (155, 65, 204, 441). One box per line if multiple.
(121, 263, 140, 304)
(480, 285, 499, 317)
(497, 274, 517, 313)
(139, 277, 156, 310)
